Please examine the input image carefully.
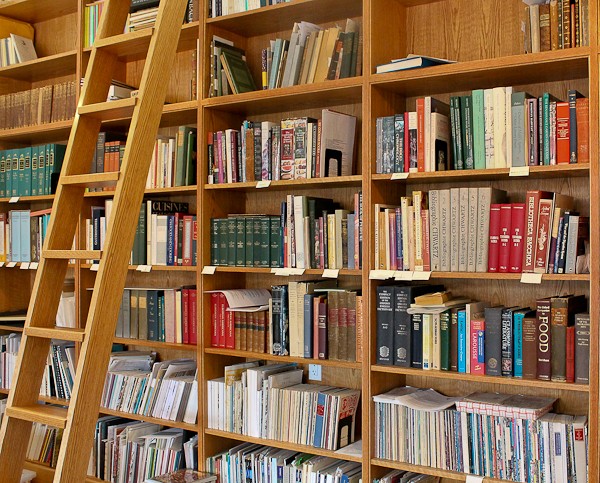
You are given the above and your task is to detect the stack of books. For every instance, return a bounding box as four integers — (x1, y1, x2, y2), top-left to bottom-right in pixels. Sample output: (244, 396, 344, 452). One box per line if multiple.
(207, 361, 360, 450)
(375, 89, 589, 174)
(374, 189, 588, 275)
(373, 387, 587, 482)
(0, 34, 37, 67)
(0, 209, 52, 263)
(84, 1, 105, 48)
(207, 110, 357, 183)
(116, 287, 198, 345)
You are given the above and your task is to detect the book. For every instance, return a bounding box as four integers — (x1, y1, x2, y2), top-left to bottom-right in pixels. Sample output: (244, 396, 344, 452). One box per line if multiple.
(375, 54, 455, 74)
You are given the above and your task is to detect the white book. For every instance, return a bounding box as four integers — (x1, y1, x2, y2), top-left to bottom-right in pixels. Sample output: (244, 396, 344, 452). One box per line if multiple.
(484, 88, 495, 168)
(10, 34, 37, 63)
(431, 313, 441, 370)
(281, 28, 299, 88)
(492, 86, 507, 168)
(505, 86, 513, 167)
(154, 215, 168, 266)
(429, 190, 440, 271)
(413, 191, 424, 271)
(572, 416, 588, 482)
(293, 196, 307, 268)
(458, 187, 469, 272)
(467, 187, 478, 272)
(439, 189, 451, 272)
(183, 379, 198, 424)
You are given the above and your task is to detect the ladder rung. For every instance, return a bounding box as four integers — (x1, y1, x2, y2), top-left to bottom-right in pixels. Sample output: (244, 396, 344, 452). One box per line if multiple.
(25, 327, 85, 342)
(61, 172, 120, 188)
(78, 97, 137, 121)
(44, 250, 101, 260)
(6, 405, 68, 428)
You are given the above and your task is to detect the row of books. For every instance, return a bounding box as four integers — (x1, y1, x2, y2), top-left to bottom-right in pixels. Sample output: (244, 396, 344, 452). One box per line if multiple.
(0, 82, 77, 131)
(101, 353, 198, 424)
(116, 287, 198, 344)
(525, 0, 589, 53)
(375, 89, 588, 174)
(0, 333, 20, 390)
(206, 446, 362, 483)
(208, 0, 290, 17)
(91, 415, 198, 482)
(207, 361, 360, 450)
(0, 209, 52, 263)
(209, 285, 362, 361)
(375, 471, 439, 483)
(261, 20, 361, 91)
(0, 144, 66, 197)
(374, 387, 587, 482)
(27, 421, 62, 468)
(86, 199, 197, 267)
(376, 287, 591, 384)
(375, 189, 588, 275)
(207, 110, 357, 184)
(0, 33, 37, 68)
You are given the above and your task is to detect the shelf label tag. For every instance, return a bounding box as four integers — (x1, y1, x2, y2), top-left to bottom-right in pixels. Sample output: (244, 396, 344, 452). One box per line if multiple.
(288, 268, 305, 275)
(369, 270, 395, 280)
(90, 264, 100, 272)
(20, 263, 30, 270)
(0, 262, 4, 267)
(395, 270, 413, 281)
(466, 477, 484, 483)
(273, 268, 289, 276)
(256, 180, 271, 188)
(509, 166, 529, 177)
(138, 265, 152, 273)
(413, 271, 432, 281)
(8, 197, 19, 203)
(520, 272, 542, 284)
(202, 265, 217, 275)
(29, 262, 39, 270)
(323, 269, 339, 279)
(6, 262, 16, 268)
(391, 172, 409, 180)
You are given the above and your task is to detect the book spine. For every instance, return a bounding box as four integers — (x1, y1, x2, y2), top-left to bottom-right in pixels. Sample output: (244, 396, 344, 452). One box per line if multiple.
(568, 90, 578, 163)
(498, 204, 512, 273)
(416, 98, 425, 172)
(411, 313, 423, 368)
(513, 312, 524, 378)
(470, 319, 485, 375)
(576, 98, 589, 163)
(566, 325, 575, 383)
(484, 307, 502, 377)
(522, 315, 538, 379)
(501, 309, 514, 377)
(522, 191, 542, 272)
(509, 203, 526, 273)
(376, 286, 394, 365)
(457, 310, 466, 373)
(575, 313, 590, 384)
(536, 299, 552, 380)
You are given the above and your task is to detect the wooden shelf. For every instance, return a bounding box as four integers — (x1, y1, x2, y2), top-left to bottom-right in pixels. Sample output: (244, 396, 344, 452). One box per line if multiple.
(213, 266, 362, 276)
(0, 0, 77, 22)
(0, 120, 72, 145)
(114, 337, 198, 351)
(371, 365, 590, 392)
(82, 263, 197, 272)
(0, 324, 24, 332)
(84, 185, 197, 199)
(99, 407, 198, 432)
(204, 347, 361, 368)
(89, 22, 199, 60)
(202, 77, 362, 114)
(205, 175, 363, 191)
(0, 51, 77, 82)
(0, 194, 54, 203)
(24, 461, 100, 483)
(206, 0, 362, 37)
(204, 429, 363, 463)
(371, 459, 507, 483)
(372, 48, 590, 96)
(370, 271, 589, 281)
(372, 164, 590, 183)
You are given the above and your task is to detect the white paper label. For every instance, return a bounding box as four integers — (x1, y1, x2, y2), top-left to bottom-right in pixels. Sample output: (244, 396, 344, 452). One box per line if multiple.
(0, 262, 4, 267)
(466, 476, 484, 483)
(273, 268, 289, 276)
(6, 262, 16, 268)
(90, 264, 100, 272)
(509, 166, 530, 177)
(140, 265, 152, 273)
(29, 262, 38, 270)
(413, 271, 432, 281)
(395, 270, 414, 281)
(391, 172, 409, 180)
(288, 268, 305, 275)
(256, 180, 271, 188)
(202, 265, 217, 275)
(322, 269, 339, 279)
(520, 272, 543, 284)
(20, 263, 30, 270)
(8, 197, 19, 203)
(369, 270, 395, 280)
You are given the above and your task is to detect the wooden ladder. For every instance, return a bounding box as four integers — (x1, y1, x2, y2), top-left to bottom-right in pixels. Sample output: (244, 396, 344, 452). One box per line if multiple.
(0, 0, 190, 481)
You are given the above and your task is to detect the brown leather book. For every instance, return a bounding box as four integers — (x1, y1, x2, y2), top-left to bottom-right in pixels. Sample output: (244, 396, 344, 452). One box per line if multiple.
(327, 291, 339, 360)
(337, 291, 348, 361)
(234, 311, 242, 351)
(536, 297, 552, 380)
(539, 4, 551, 51)
(550, 0, 559, 50)
(550, 294, 586, 382)
(355, 295, 363, 363)
(346, 291, 357, 362)
(522, 311, 538, 379)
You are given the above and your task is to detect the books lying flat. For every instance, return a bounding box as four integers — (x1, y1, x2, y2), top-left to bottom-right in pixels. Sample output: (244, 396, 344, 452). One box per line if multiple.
(376, 54, 455, 74)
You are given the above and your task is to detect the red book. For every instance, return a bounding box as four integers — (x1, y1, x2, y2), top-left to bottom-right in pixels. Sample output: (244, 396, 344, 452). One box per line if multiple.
(522, 191, 552, 272)
(404, 112, 410, 173)
(556, 101, 570, 164)
(389, 212, 397, 271)
(421, 209, 431, 271)
(313, 296, 321, 359)
(576, 98, 589, 163)
(566, 325, 575, 383)
(498, 204, 512, 273)
(318, 298, 328, 359)
(536, 297, 552, 381)
(189, 288, 197, 345)
(488, 204, 502, 272)
(182, 288, 190, 344)
(533, 198, 553, 273)
(509, 203, 526, 273)
(211, 293, 220, 347)
(218, 293, 228, 348)
(416, 98, 425, 172)
(470, 319, 485, 375)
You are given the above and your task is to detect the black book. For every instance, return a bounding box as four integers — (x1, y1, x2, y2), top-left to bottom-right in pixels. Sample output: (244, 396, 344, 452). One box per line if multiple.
(501, 307, 521, 377)
(376, 286, 394, 364)
(130, 0, 160, 14)
(271, 285, 288, 356)
(410, 313, 423, 368)
(484, 306, 504, 377)
(575, 313, 590, 384)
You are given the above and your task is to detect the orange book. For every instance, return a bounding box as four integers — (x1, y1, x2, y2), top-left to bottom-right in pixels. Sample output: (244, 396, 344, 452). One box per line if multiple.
(416, 98, 425, 172)
(555, 102, 570, 164)
(576, 98, 589, 163)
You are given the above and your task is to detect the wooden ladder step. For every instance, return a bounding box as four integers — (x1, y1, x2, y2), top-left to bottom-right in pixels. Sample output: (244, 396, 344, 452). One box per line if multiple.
(44, 250, 101, 260)
(6, 405, 68, 429)
(77, 97, 137, 121)
(61, 172, 120, 188)
(25, 327, 85, 342)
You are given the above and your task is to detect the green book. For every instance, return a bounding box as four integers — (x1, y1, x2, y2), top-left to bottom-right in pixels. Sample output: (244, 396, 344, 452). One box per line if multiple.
(45, 144, 67, 196)
(175, 126, 192, 187)
(220, 49, 257, 94)
(440, 309, 451, 371)
(37, 145, 46, 196)
(542, 92, 559, 166)
(252, 217, 261, 267)
(0, 151, 6, 198)
(460, 95, 474, 169)
(218, 218, 228, 266)
(11, 150, 19, 197)
(18, 149, 26, 197)
(235, 217, 246, 266)
(23, 148, 31, 197)
(30, 146, 38, 197)
(227, 217, 236, 266)
(259, 216, 270, 267)
(270, 216, 280, 268)
(450, 97, 463, 170)
(471, 89, 486, 170)
(245, 218, 254, 267)
(185, 128, 197, 186)
(211, 218, 219, 266)
(5, 149, 12, 198)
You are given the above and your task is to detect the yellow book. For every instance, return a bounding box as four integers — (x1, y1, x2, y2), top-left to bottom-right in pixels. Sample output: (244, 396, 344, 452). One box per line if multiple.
(306, 29, 324, 84)
(0, 15, 34, 41)
(313, 27, 340, 83)
(327, 213, 335, 269)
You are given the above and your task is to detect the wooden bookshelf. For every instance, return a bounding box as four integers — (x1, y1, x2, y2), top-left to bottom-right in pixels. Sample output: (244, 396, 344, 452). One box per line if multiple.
(0, 0, 597, 481)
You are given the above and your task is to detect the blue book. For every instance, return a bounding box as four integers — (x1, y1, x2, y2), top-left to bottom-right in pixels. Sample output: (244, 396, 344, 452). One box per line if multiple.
(157, 291, 165, 342)
(166, 215, 176, 266)
(0, 150, 5, 197)
(303, 293, 315, 358)
(11, 150, 19, 197)
(23, 148, 32, 197)
(312, 390, 328, 447)
(347, 214, 355, 269)
(30, 146, 38, 197)
(513, 310, 531, 378)
(146, 290, 159, 341)
(457, 309, 467, 372)
(3, 149, 10, 198)
(38, 145, 46, 196)
(568, 90, 583, 164)
(376, 54, 455, 74)
(20, 210, 30, 262)
(553, 216, 565, 273)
